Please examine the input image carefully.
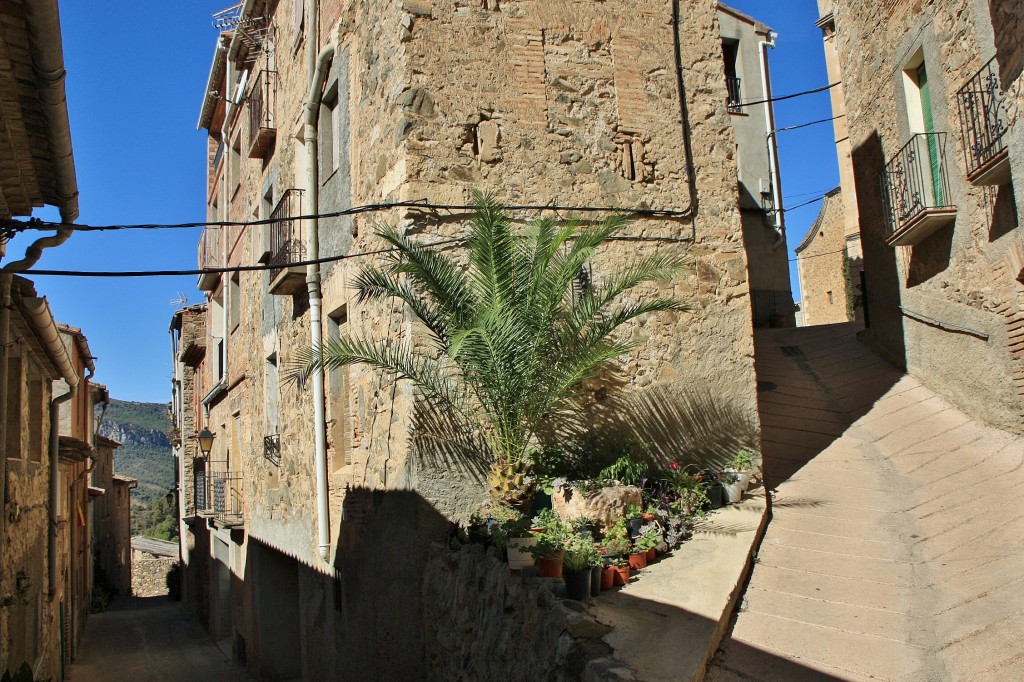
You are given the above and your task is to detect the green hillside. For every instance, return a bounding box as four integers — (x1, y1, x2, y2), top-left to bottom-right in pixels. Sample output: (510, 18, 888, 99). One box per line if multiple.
(100, 399, 174, 508)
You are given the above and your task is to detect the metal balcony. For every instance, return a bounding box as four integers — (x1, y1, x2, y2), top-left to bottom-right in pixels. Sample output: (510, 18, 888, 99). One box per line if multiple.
(198, 470, 243, 527)
(268, 189, 306, 295)
(726, 77, 742, 113)
(197, 227, 222, 291)
(957, 57, 1010, 186)
(881, 132, 957, 246)
(247, 69, 277, 159)
(264, 434, 281, 467)
(194, 468, 207, 515)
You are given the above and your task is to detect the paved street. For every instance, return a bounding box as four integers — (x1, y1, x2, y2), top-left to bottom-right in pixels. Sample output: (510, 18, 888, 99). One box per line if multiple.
(70, 596, 252, 682)
(708, 323, 1024, 681)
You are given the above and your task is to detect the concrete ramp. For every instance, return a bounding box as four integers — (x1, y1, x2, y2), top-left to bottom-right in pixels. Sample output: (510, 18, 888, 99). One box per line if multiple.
(709, 323, 1024, 681)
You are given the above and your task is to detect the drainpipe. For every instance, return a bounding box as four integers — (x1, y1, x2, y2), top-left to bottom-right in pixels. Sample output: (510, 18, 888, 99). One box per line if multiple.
(49, 386, 75, 599)
(304, 0, 333, 562)
(758, 32, 785, 248)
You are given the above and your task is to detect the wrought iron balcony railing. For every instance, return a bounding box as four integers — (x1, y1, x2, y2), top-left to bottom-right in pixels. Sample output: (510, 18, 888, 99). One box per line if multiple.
(247, 69, 277, 158)
(194, 467, 207, 515)
(264, 434, 281, 467)
(197, 227, 222, 291)
(268, 189, 306, 294)
(881, 132, 957, 246)
(208, 470, 244, 526)
(726, 77, 742, 113)
(957, 57, 1010, 185)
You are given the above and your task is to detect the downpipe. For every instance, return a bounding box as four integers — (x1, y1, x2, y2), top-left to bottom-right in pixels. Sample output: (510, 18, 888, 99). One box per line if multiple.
(48, 385, 76, 599)
(304, 3, 333, 562)
(758, 32, 785, 249)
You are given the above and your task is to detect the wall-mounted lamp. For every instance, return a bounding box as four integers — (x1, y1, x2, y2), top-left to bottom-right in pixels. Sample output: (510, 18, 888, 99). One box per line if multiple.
(197, 428, 215, 457)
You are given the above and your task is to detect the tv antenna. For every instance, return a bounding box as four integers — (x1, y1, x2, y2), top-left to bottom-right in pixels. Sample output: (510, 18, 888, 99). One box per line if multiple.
(170, 292, 189, 307)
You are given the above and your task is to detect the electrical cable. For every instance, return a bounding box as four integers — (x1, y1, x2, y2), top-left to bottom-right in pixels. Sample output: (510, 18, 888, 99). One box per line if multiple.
(4, 198, 695, 234)
(772, 114, 846, 134)
(732, 81, 841, 109)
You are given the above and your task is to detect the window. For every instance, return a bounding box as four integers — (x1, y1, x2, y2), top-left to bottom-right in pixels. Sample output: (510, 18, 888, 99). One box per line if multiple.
(229, 273, 241, 331)
(5, 356, 23, 460)
(230, 134, 242, 197)
(722, 39, 741, 112)
(211, 289, 225, 381)
(327, 306, 351, 470)
(265, 353, 279, 433)
(321, 83, 341, 179)
(27, 369, 43, 463)
(902, 50, 943, 205)
(292, 0, 305, 52)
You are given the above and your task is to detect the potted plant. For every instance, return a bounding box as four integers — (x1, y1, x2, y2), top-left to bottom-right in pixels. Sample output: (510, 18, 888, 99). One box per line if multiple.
(570, 515, 597, 539)
(624, 504, 644, 538)
(628, 545, 648, 570)
(600, 562, 616, 590)
(494, 506, 535, 569)
(563, 535, 600, 601)
(721, 448, 756, 503)
(635, 527, 660, 563)
(530, 509, 569, 578)
(612, 557, 631, 586)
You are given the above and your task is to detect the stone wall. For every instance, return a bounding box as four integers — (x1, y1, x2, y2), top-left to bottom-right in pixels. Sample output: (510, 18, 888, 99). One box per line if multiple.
(796, 188, 854, 325)
(422, 543, 628, 682)
(830, 0, 1024, 432)
(131, 555, 175, 598)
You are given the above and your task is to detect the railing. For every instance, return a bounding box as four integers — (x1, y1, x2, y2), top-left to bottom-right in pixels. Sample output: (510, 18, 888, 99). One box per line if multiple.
(726, 77, 742, 113)
(194, 467, 207, 513)
(247, 69, 277, 157)
(198, 227, 221, 270)
(264, 434, 281, 467)
(209, 471, 243, 525)
(957, 57, 1008, 180)
(881, 132, 953, 240)
(269, 189, 304, 280)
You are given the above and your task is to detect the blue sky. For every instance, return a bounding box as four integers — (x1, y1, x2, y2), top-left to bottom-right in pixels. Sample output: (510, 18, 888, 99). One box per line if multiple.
(6, 1, 837, 403)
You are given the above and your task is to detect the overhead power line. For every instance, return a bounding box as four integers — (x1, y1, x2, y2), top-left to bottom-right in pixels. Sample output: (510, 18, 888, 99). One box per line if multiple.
(4, 198, 695, 234)
(733, 81, 841, 109)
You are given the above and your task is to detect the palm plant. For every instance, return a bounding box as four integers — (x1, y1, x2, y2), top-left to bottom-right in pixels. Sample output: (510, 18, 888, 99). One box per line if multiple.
(290, 192, 687, 510)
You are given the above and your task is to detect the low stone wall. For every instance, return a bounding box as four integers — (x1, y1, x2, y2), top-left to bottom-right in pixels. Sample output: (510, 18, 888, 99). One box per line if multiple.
(132, 555, 175, 597)
(422, 542, 634, 682)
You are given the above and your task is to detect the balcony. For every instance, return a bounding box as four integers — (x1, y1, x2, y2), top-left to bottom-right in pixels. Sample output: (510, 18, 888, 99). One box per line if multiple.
(197, 227, 222, 291)
(957, 57, 1010, 186)
(726, 77, 742, 114)
(268, 189, 307, 295)
(247, 69, 277, 159)
(881, 132, 957, 246)
(264, 434, 281, 467)
(198, 470, 244, 527)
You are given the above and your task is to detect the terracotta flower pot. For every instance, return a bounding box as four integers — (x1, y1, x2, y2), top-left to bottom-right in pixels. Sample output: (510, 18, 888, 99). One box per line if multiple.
(613, 565, 630, 586)
(600, 566, 616, 590)
(646, 547, 656, 563)
(537, 556, 564, 578)
(641, 512, 655, 523)
(628, 552, 648, 570)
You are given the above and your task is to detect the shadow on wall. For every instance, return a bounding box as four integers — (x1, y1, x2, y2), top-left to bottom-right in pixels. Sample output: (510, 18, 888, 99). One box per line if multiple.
(552, 383, 760, 473)
(905, 223, 953, 287)
(331, 487, 451, 681)
(989, 182, 1019, 243)
(852, 131, 908, 369)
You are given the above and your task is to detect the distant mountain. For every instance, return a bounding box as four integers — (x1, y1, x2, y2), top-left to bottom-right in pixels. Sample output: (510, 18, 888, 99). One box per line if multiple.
(99, 399, 174, 506)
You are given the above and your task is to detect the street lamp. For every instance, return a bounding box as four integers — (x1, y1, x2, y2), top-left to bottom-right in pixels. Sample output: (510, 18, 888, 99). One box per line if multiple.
(197, 428, 215, 457)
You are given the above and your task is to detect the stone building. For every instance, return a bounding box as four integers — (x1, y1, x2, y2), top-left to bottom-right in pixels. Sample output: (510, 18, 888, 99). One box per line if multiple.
(795, 186, 864, 325)
(179, 1, 788, 677)
(91, 430, 133, 598)
(0, 1, 82, 678)
(818, 0, 1024, 432)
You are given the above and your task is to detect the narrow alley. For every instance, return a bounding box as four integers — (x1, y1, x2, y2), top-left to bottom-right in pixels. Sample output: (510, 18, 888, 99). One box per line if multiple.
(709, 323, 1024, 681)
(70, 596, 252, 682)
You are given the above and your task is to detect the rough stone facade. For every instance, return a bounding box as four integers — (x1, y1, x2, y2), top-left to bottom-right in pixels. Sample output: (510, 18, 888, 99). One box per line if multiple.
(182, 1, 787, 678)
(820, 0, 1024, 432)
(795, 187, 861, 325)
(92, 436, 133, 597)
(422, 542, 627, 682)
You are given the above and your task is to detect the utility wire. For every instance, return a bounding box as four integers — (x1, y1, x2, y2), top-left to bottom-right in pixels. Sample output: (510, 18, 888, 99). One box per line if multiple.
(733, 81, 841, 109)
(5, 198, 695, 234)
(772, 114, 846, 135)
